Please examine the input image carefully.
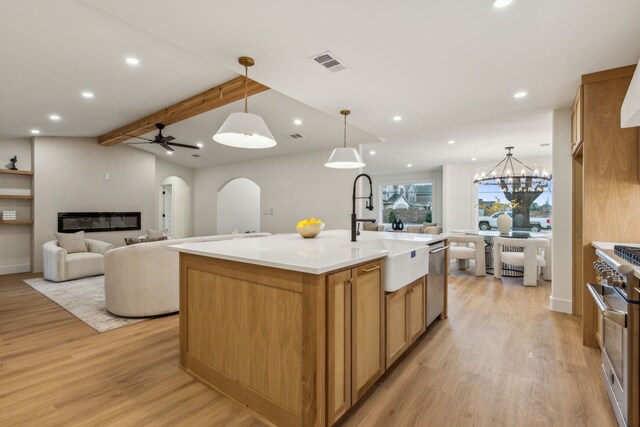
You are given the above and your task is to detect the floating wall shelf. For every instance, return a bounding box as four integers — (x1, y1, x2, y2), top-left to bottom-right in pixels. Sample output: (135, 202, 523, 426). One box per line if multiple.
(0, 169, 33, 176)
(0, 195, 33, 200)
(0, 220, 33, 225)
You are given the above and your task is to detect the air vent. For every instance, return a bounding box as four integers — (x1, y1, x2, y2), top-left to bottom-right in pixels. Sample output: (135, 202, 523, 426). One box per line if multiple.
(540, 143, 551, 147)
(288, 133, 303, 139)
(192, 154, 201, 158)
(311, 51, 347, 73)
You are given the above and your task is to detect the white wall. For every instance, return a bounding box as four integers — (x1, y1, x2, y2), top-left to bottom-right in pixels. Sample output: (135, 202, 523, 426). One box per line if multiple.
(442, 156, 552, 232)
(361, 169, 443, 226)
(217, 178, 261, 234)
(0, 138, 33, 274)
(550, 109, 573, 313)
(32, 138, 156, 272)
(156, 158, 193, 238)
(194, 149, 358, 235)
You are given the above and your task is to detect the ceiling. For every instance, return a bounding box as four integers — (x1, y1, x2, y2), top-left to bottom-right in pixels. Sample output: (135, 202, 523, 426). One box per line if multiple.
(2, 0, 639, 173)
(129, 89, 379, 169)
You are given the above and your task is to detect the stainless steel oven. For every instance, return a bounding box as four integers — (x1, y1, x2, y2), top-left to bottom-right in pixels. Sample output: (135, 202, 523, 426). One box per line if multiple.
(588, 247, 640, 427)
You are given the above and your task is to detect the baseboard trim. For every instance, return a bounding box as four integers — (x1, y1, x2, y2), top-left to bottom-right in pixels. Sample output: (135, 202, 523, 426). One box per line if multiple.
(549, 296, 572, 314)
(0, 264, 30, 275)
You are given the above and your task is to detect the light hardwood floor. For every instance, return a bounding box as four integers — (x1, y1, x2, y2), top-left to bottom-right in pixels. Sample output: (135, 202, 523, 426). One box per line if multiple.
(0, 269, 616, 426)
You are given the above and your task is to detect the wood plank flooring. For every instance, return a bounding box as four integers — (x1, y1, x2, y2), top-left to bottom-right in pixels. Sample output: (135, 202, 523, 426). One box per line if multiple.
(0, 270, 616, 426)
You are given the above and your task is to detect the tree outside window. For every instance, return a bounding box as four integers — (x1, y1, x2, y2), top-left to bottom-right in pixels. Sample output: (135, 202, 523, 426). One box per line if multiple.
(477, 180, 552, 231)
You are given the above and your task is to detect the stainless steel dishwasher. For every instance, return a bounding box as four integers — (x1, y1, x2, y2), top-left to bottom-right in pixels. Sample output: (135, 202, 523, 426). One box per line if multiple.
(426, 241, 448, 326)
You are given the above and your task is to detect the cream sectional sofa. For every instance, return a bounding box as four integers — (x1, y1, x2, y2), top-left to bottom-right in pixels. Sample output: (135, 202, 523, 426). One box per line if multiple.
(104, 233, 270, 317)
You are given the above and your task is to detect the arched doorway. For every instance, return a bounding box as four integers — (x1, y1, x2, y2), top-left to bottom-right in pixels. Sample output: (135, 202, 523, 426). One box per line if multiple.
(216, 178, 260, 234)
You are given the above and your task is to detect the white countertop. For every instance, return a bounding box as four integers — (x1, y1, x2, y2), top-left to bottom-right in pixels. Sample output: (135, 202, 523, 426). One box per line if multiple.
(168, 229, 446, 274)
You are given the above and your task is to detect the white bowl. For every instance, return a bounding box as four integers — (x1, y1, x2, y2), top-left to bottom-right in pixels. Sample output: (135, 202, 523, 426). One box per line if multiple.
(295, 222, 325, 238)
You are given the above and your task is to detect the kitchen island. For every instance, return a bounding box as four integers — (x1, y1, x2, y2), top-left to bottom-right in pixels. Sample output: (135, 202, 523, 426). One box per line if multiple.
(169, 230, 447, 426)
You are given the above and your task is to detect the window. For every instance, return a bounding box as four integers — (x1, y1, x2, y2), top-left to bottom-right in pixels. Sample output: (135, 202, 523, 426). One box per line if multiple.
(477, 179, 552, 231)
(381, 183, 433, 226)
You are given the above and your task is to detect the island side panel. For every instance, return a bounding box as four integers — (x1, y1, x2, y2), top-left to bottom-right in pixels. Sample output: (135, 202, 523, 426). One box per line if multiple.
(179, 253, 306, 427)
(440, 238, 449, 320)
(302, 273, 327, 427)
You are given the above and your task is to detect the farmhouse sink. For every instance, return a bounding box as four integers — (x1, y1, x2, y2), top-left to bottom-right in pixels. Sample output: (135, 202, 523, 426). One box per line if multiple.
(350, 239, 429, 292)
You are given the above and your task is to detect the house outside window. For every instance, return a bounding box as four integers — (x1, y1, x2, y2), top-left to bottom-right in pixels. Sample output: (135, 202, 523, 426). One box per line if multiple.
(381, 183, 433, 226)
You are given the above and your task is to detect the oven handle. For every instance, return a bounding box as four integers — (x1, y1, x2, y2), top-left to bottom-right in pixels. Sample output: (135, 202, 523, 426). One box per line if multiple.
(586, 284, 627, 328)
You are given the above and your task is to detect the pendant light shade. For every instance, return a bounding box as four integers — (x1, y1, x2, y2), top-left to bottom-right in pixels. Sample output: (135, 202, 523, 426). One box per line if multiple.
(325, 147, 365, 169)
(325, 110, 365, 169)
(213, 57, 276, 149)
(213, 112, 276, 149)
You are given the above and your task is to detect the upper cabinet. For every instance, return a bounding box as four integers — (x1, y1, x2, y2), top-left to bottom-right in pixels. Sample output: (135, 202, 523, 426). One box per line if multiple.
(571, 85, 584, 157)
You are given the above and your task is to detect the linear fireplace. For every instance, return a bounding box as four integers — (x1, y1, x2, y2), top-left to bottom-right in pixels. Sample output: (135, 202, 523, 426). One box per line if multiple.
(57, 212, 141, 233)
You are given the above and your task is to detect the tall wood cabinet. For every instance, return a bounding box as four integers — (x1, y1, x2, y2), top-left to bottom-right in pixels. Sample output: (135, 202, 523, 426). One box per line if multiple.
(571, 65, 640, 346)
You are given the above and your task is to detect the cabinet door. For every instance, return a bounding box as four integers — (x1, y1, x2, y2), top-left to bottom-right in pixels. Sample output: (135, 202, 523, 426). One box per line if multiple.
(326, 269, 352, 424)
(571, 85, 584, 156)
(407, 277, 426, 343)
(385, 287, 408, 368)
(352, 260, 385, 403)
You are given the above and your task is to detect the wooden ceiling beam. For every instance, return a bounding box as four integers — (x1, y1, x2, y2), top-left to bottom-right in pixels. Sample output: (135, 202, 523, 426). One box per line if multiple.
(98, 76, 270, 146)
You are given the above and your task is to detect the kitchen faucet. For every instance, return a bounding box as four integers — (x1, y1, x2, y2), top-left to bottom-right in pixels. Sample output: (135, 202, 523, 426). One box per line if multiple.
(351, 173, 376, 242)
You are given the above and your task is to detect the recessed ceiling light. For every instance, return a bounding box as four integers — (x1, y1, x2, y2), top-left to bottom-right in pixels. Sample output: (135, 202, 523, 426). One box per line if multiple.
(30, 129, 40, 134)
(81, 91, 94, 98)
(125, 57, 140, 65)
(513, 91, 528, 99)
(407, 163, 412, 167)
(393, 116, 402, 122)
(293, 119, 302, 125)
(492, 0, 513, 8)
(370, 151, 376, 155)
(166, 151, 173, 155)
(448, 140, 455, 145)
(471, 157, 477, 161)
(196, 142, 204, 148)
(49, 114, 60, 121)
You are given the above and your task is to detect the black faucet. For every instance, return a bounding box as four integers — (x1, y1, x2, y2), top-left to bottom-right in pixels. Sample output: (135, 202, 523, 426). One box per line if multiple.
(351, 173, 376, 242)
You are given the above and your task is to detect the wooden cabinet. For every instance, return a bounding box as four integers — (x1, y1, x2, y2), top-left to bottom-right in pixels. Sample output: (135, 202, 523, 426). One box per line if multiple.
(385, 276, 426, 368)
(326, 269, 352, 425)
(326, 259, 385, 423)
(351, 261, 385, 403)
(571, 85, 584, 157)
(407, 277, 426, 342)
(572, 65, 640, 349)
(385, 286, 409, 366)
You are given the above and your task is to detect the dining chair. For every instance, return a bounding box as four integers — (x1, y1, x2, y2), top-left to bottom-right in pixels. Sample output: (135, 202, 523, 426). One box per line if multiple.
(493, 237, 549, 286)
(448, 234, 486, 276)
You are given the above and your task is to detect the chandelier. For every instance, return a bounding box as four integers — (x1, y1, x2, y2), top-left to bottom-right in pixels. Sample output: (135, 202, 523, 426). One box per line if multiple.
(473, 146, 551, 193)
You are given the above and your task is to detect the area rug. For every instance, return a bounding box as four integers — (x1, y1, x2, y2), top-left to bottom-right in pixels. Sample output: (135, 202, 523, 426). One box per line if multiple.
(23, 276, 147, 332)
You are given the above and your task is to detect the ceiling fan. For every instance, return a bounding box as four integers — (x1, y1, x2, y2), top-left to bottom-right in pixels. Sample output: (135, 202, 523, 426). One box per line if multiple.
(124, 123, 200, 152)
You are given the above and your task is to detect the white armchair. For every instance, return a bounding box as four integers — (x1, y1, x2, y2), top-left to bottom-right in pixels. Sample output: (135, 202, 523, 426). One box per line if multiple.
(448, 234, 486, 276)
(43, 239, 113, 282)
(493, 237, 549, 287)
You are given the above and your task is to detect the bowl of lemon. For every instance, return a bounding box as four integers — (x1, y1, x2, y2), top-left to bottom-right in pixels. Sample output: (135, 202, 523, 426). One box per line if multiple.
(295, 218, 325, 238)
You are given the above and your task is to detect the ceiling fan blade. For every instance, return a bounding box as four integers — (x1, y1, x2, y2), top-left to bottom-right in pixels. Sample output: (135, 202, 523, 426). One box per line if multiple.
(166, 142, 201, 150)
(163, 135, 176, 142)
(124, 141, 152, 145)
(124, 133, 155, 142)
(161, 143, 175, 152)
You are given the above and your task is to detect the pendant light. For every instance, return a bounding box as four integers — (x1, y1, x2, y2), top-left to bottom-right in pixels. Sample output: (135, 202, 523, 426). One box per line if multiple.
(325, 110, 365, 169)
(213, 56, 276, 149)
